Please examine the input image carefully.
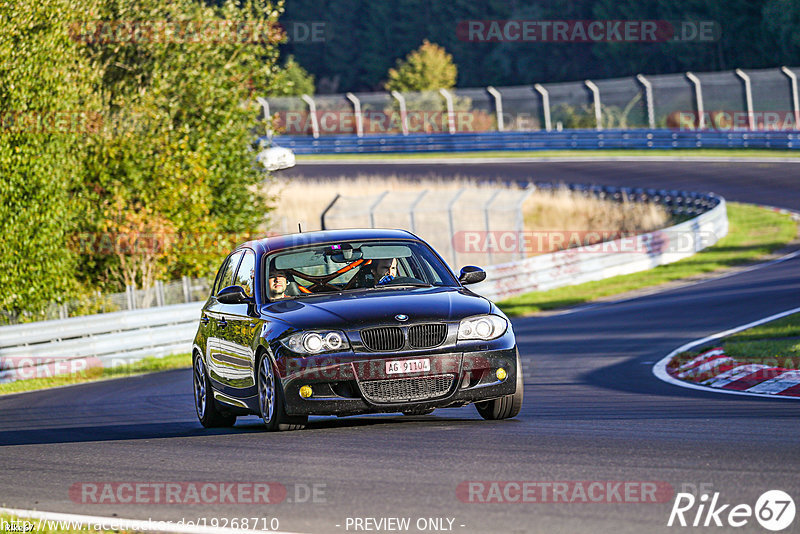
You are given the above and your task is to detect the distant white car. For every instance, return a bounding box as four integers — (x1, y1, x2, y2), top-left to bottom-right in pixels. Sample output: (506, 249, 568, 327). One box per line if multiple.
(257, 143, 296, 171)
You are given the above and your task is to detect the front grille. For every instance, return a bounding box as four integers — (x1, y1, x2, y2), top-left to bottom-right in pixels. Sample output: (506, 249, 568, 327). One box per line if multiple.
(360, 374, 455, 403)
(361, 327, 404, 351)
(408, 323, 447, 348)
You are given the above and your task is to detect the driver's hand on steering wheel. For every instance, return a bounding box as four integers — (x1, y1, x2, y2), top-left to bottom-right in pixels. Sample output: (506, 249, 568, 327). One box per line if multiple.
(377, 274, 394, 285)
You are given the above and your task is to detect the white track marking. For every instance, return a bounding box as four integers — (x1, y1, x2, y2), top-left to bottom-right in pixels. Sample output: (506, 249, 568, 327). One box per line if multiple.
(0, 507, 305, 534)
(297, 156, 800, 165)
(653, 306, 800, 400)
(746, 370, 800, 395)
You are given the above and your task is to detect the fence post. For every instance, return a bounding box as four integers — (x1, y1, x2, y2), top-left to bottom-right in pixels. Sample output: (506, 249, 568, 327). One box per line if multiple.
(486, 86, 504, 131)
(515, 187, 534, 261)
(636, 74, 656, 129)
(345, 92, 363, 137)
(735, 69, 754, 130)
(369, 191, 389, 228)
(300, 94, 319, 138)
(439, 88, 456, 134)
(126, 284, 136, 310)
(534, 84, 552, 132)
(685, 72, 705, 129)
(182, 276, 191, 303)
(447, 189, 466, 267)
(483, 189, 502, 266)
(320, 193, 340, 231)
(390, 91, 409, 135)
(781, 66, 800, 128)
(409, 190, 428, 234)
(156, 280, 165, 307)
(255, 96, 272, 137)
(584, 80, 602, 131)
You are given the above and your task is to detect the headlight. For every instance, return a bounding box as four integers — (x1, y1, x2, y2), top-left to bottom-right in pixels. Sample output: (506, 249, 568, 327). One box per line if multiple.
(280, 331, 350, 354)
(458, 314, 507, 341)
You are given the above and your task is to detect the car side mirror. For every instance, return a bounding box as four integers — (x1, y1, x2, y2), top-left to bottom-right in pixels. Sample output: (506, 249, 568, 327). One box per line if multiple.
(458, 266, 486, 285)
(217, 285, 252, 304)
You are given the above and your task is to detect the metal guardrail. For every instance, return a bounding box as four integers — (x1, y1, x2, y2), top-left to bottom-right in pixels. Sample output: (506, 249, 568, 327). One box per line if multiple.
(0, 302, 202, 383)
(469, 184, 727, 301)
(0, 183, 728, 383)
(272, 129, 800, 154)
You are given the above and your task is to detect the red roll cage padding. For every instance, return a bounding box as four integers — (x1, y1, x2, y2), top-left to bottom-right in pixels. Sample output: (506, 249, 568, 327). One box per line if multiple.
(285, 259, 371, 294)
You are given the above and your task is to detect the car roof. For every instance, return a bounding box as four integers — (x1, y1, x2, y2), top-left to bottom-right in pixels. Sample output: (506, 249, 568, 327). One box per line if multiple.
(241, 228, 420, 254)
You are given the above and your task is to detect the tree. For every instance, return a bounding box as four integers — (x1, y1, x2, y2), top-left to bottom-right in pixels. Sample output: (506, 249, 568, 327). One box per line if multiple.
(0, 0, 98, 320)
(385, 40, 457, 93)
(268, 55, 316, 96)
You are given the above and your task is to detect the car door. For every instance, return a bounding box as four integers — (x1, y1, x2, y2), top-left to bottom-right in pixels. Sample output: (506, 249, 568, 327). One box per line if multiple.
(205, 250, 243, 388)
(214, 248, 259, 391)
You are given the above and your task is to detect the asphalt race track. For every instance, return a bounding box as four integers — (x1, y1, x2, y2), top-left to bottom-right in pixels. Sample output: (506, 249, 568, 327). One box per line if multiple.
(1, 160, 799, 534)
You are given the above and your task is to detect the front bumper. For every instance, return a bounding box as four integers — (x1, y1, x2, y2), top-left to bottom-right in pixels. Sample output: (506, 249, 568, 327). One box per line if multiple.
(279, 347, 518, 416)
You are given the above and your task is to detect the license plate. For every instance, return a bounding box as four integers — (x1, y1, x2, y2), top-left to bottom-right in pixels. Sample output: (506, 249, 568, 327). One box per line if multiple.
(386, 358, 430, 375)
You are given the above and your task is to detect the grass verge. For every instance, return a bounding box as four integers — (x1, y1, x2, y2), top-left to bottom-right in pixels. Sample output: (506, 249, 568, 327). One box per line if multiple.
(296, 149, 800, 161)
(670, 312, 800, 371)
(497, 203, 797, 317)
(0, 353, 191, 396)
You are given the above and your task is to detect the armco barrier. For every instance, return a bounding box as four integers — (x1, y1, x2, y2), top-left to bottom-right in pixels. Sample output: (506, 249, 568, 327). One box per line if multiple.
(0, 302, 202, 383)
(469, 184, 727, 301)
(271, 129, 800, 154)
(0, 184, 727, 383)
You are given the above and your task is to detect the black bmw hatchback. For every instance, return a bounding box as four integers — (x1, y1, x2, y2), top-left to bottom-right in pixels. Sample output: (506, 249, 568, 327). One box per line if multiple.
(192, 228, 523, 430)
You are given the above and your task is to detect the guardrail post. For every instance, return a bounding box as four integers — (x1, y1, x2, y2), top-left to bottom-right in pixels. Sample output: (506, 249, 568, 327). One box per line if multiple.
(439, 88, 456, 134)
(390, 91, 409, 135)
(636, 74, 656, 129)
(182, 276, 191, 303)
(685, 72, 705, 129)
(448, 189, 466, 267)
(486, 86, 504, 131)
(345, 92, 363, 137)
(735, 69, 754, 130)
(408, 190, 428, 234)
(255, 97, 272, 138)
(483, 190, 502, 265)
(534, 84, 552, 132)
(781, 66, 800, 128)
(369, 191, 389, 228)
(584, 80, 602, 131)
(300, 94, 319, 138)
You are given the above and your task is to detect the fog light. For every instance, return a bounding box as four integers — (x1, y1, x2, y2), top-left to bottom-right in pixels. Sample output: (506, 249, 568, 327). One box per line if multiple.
(299, 385, 313, 398)
(496, 368, 507, 381)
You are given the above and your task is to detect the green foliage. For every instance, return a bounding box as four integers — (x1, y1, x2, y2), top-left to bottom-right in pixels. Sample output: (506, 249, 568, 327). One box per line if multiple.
(385, 40, 457, 93)
(280, 0, 799, 91)
(0, 0, 98, 316)
(1, 0, 291, 318)
(269, 55, 316, 96)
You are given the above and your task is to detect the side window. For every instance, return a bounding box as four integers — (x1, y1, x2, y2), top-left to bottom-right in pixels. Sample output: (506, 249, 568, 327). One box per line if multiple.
(215, 251, 243, 296)
(234, 249, 256, 297)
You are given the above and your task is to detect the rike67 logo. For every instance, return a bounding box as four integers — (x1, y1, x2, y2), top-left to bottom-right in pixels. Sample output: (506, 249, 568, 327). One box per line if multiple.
(668, 490, 795, 531)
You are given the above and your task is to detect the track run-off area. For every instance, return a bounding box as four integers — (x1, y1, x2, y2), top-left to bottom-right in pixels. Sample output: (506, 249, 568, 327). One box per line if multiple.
(1, 159, 799, 534)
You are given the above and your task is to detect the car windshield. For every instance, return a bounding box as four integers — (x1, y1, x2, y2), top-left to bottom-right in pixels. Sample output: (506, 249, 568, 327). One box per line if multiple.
(265, 239, 457, 300)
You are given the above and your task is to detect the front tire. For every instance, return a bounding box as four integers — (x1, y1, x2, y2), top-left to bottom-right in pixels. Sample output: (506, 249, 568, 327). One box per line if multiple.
(475, 350, 524, 420)
(258, 353, 307, 431)
(193, 354, 236, 428)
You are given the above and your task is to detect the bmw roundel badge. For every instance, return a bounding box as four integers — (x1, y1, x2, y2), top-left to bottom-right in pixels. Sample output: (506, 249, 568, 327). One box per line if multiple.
(395, 314, 409, 322)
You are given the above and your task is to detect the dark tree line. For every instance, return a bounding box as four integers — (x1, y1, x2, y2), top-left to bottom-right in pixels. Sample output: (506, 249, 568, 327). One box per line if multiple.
(279, 0, 800, 93)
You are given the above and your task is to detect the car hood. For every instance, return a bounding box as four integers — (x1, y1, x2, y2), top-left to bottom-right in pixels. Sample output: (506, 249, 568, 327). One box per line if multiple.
(260, 286, 490, 329)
